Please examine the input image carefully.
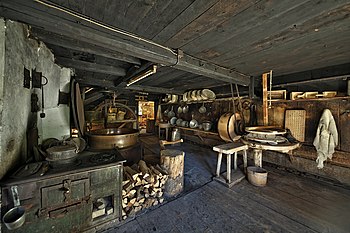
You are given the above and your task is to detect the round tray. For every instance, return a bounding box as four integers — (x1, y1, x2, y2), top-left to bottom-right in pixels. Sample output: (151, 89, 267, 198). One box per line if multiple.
(245, 126, 286, 135)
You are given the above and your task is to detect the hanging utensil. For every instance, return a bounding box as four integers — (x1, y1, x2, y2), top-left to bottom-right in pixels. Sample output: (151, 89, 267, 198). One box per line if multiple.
(40, 76, 48, 118)
(163, 106, 169, 116)
(177, 106, 183, 114)
(168, 106, 175, 118)
(182, 105, 189, 114)
(199, 102, 206, 113)
(189, 119, 198, 128)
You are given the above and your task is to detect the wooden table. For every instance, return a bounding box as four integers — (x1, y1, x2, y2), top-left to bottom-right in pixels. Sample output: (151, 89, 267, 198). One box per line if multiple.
(240, 138, 300, 167)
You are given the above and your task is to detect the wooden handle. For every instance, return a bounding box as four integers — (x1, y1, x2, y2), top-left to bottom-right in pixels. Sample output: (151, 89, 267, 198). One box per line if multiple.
(159, 139, 183, 149)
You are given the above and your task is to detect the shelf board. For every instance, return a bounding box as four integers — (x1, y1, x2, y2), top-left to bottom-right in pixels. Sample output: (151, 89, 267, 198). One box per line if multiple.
(107, 119, 137, 123)
(270, 96, 350, 103)
(175, 126, 219, 136)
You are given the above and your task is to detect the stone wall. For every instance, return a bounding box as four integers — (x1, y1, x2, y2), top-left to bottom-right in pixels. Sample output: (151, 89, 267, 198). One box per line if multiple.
(0, 19, 71, 179)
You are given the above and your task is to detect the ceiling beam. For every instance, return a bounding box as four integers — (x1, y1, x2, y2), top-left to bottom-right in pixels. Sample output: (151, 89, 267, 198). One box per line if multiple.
(115, 61, 154, 87)
(31, 28, 142, 65)
(125, 85, 183, 95)
(84, 92, 104, 105)
(0, 0, 250, 86)
(56, 57, 126, 76)
(75, 78, 127, 94)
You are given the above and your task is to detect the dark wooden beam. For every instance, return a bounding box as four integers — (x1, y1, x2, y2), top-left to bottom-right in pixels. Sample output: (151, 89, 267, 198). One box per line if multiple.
(249, 76, 255, 99)
(31, 28, 142, 65)
(115, 61, 154, 87)
(84, 92, 104, 105)
(125, 85, 183, 95)
(75, 78, 115, 88)
(56, 57, 126, 76)
(0, 0, 250, 86)
(272, 63, 350, 86)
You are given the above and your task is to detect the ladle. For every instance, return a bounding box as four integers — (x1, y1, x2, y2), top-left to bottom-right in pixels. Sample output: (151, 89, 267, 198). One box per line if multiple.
(199, 102, 206, 113)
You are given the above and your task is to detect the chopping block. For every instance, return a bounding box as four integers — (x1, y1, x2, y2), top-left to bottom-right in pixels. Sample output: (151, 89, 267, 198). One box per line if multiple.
(160, 149, 185, 197)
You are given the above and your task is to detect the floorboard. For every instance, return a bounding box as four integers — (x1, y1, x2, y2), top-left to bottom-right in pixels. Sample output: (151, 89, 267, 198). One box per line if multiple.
(103, 135, 350, 233)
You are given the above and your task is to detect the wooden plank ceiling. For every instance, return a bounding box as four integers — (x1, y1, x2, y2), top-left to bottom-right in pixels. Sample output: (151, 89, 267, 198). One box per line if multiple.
(0, 0, 349, 96)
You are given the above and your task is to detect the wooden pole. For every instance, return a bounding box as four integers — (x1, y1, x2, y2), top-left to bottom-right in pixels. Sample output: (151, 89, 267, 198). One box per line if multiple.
(262, 72, 268, 126)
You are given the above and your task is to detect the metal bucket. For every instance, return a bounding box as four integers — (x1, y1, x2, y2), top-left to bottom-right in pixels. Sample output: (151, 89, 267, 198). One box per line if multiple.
(247, 166, 268, 187)
(3, 186, 25, 230)
(171, 128, 181, 142)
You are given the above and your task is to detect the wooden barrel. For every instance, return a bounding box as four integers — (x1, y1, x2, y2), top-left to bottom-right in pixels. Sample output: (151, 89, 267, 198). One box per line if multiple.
(218, 112, 242, 142)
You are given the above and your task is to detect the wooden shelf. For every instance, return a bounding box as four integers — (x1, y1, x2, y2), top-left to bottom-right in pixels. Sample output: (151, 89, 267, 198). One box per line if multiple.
(270, 96, 350, 103)
(175, 126, 219, 136)
(160, 97, 247, 105)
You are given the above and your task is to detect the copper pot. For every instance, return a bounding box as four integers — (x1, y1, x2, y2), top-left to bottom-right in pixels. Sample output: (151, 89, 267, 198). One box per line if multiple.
(218, 112, 242, 142)
(87, 128, 139, 150)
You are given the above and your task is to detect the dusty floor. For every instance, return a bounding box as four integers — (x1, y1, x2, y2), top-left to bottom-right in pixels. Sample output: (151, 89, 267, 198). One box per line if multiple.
(103, 135, 350, 233)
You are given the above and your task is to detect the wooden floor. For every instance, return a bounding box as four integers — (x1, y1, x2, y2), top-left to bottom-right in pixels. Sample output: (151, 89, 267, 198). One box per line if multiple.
(104, 135, 350, 233)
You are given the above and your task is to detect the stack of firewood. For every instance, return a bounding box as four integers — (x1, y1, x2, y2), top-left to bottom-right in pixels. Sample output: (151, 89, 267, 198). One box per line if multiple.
(121, 160, 168, 220)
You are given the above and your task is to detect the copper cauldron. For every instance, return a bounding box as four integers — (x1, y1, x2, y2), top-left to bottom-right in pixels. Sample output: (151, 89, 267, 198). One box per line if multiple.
(87, 128, 139, 150)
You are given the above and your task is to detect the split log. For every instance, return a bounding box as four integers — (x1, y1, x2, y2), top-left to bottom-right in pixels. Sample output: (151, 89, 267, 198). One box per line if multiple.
(124, 166, 140, 181)
(121, 160, 169, 220)
(160, 149, 185, 197)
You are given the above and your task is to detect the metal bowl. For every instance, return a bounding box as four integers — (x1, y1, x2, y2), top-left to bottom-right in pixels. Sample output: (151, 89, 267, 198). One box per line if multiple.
(196, 90, 203, 101)
(181, 121, 189, 127)
(176, 118, 183, 126)
(183, 93, 188, 102)
(189, 119, 198, 128)
(191, 90, 198, 101)
(202, 121, 212, 131)
(3, 206, 25, 230)
(202, 89, 216, 99)
(170, 117, 177, 126)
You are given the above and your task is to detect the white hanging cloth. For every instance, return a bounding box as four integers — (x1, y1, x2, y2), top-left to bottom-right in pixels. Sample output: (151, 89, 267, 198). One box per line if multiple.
(313, 109, 338, 169)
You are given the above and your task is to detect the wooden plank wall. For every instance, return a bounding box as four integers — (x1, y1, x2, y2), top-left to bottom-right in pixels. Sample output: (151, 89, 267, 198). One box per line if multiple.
(257, 98, 350, 151)
(256, 98, 350, 169)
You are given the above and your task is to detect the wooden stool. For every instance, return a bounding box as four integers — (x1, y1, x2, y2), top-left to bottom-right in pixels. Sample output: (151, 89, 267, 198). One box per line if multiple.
(213, 142, 248, 187)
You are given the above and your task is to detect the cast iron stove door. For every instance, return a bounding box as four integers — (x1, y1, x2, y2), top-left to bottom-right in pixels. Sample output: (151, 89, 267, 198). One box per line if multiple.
(39, 177, 90, 222)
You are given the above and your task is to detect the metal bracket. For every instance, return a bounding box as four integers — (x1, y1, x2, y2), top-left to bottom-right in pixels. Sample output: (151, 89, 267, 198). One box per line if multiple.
(32, 69, 42, 89)
(61, 179, 71, 202)
(58, 90, 70, 105)
(23, 67, 31, 89)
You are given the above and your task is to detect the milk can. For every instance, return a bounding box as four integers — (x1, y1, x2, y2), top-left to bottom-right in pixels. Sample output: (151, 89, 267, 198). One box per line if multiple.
(171, 128, 181, 141)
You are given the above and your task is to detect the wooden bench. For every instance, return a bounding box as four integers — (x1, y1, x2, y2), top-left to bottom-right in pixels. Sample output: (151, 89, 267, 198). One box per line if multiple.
(213, 142, 248, 186)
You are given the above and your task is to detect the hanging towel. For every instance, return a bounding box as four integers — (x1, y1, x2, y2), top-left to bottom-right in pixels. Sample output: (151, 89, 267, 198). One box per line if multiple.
(313, 109, 338, 169)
